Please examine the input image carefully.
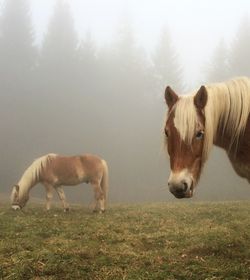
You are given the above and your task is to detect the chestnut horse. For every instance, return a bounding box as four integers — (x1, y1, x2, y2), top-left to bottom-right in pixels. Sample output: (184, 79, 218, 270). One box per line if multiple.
(164, 77, 250, 198)
(11, 153, 109, 212)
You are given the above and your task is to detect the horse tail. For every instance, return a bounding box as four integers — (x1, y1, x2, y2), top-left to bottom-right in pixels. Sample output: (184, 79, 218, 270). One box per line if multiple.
(101, 160, 109, 206)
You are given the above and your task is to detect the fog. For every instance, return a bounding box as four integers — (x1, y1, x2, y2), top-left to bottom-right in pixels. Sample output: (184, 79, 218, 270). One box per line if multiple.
(1, 0, 250, 204)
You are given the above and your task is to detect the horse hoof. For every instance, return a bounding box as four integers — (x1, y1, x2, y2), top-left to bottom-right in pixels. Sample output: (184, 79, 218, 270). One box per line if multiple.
(64, 208, 70, 212)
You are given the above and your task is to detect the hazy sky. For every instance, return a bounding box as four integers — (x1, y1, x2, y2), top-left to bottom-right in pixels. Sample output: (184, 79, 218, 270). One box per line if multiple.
(3, 0, 250, 87)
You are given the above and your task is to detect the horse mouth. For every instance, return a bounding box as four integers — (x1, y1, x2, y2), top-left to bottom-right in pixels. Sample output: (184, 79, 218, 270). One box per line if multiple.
(172, 183, 194, 199)
(12, 205, 21, 210)
(187, 184, 194, 198)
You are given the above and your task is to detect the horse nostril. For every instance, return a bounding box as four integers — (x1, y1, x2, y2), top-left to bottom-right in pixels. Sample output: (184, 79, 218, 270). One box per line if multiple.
(182, 181, 188, 192)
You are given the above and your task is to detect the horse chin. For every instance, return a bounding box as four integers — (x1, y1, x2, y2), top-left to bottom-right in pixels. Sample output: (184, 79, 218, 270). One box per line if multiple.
(187, 184, 195, 198)
(174, 194, 186, 199)
(174, 193, 192, 199)
(12, 205, 21, 210)
(185, 191, 193, 198)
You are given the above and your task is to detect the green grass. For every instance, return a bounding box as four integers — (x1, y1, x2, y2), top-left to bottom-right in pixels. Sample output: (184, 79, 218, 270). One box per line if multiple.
(0, 201, 250, 279)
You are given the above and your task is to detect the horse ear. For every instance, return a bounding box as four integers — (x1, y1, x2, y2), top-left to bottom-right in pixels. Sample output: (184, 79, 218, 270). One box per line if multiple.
(194, 85, 208, 110)
(165, 86, 179, 109)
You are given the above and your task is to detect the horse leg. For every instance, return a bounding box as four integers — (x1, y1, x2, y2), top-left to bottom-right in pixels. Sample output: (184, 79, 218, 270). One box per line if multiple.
(44, 183, 54, 211)
(92, 182, 105, 213)
(99, 190, 105, 213)
(55, 186, 70, 212)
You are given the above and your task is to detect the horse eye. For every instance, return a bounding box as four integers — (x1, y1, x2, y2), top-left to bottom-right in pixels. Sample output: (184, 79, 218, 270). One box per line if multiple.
(196, 131, 204, 140)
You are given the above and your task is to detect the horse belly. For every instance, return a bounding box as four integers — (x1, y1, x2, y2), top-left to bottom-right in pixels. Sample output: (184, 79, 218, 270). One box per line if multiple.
(59, 169, 86, 186)
(61, 178, 83, 186)
(47, 164, 86, 186)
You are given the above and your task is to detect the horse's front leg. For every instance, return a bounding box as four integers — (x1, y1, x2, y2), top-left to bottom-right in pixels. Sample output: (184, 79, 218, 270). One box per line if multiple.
(55, 186, 70, 212)
(92, 182, 105, 213)
(44, 183, 54, 211)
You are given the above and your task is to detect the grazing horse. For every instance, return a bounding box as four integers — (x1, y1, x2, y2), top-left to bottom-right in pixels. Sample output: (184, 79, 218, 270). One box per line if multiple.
(164, 77, 250, 198)
(10, 153, 109, 212)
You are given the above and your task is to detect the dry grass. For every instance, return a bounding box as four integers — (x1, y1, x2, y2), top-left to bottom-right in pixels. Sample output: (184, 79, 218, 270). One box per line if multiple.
(0, 201, 250, 279)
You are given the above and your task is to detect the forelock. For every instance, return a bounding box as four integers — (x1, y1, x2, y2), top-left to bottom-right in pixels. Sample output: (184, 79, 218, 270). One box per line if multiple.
(173, 95, 199, 144)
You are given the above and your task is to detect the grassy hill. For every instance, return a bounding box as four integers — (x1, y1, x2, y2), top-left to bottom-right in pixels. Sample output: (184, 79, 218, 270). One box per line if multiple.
(0, 201, 250, 279)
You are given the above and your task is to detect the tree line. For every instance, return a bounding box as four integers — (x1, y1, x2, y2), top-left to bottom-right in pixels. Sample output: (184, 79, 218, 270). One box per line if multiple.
(0, 0, 249, 202)
(206, 16, 250, 83)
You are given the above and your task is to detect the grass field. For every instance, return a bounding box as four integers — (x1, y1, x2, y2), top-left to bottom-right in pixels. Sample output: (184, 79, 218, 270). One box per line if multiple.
(0, 201, 250, 280)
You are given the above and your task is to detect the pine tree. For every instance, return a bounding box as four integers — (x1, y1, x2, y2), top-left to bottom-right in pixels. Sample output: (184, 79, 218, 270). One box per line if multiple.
(152, 28, 184, 93)
(229, 16, 250, 77)
(0, 0, 36, 90)
(111, 20, 151, 99)
(35, 0, 80, 149)
(77, 31, 97, 89)
(96, 20, 160, 197)
(114, 22, 140, 72)
(206, 39, 229, 83)
(0, 0, 38, 190)
(39, 0, 78, 92)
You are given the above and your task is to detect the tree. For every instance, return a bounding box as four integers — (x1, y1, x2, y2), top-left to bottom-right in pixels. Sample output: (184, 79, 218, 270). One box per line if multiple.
(229, 16, 250, 77)
(39, 0, 78, 93)
(205, 39, 229, 83)
(152, 28, 184, 93)
(77, 31, 98, 90)
(111, 20, 152, 102)
(0, 0, 36, 90)
(34, 0, 85, 157)
(0, 0, 38, 193)
(114, 22, 145, 73)
(94, 20, 165, 199)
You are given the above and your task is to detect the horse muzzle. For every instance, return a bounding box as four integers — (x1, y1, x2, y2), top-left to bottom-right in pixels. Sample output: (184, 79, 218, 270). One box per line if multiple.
(169, 182, 194, 198)
(168, 170, 194, 198)
(12, 205, 21, 210)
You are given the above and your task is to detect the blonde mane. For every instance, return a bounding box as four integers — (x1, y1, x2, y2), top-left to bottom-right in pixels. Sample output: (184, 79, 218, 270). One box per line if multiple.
(17, 153, 57, 200)
(173, 77, 250, 162)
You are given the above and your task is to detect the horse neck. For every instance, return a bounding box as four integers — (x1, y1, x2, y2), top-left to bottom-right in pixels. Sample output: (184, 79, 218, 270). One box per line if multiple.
(214, 114, 250, 152)
(214, 124, 236, 151)
(206, 78, 250, 154)
(17, 159, 43, 200)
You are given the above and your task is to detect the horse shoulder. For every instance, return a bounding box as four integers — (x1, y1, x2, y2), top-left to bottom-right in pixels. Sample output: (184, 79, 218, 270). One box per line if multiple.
(228, 118, 250, 181)
(41, 155, 60, 185)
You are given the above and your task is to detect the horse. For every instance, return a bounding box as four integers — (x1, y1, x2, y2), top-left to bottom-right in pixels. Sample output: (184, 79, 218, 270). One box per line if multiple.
(164, 77, 250, 198)
(10, 153, 109, 212)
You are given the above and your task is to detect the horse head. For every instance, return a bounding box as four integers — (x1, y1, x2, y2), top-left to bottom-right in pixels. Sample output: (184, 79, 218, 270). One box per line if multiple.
(11, 185, 21, 210)
(10, 184, 29, 209)
(164, 85, 208, 198)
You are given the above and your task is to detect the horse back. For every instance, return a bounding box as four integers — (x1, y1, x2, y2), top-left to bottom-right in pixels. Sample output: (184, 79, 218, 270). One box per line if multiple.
(42, 154, 104, 186)
(79, 154, 104, 180)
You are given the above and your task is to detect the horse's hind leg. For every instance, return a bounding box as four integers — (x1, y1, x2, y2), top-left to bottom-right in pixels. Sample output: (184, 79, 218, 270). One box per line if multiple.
(92, 182, 105, 213)
(55, 186, 70, 212)
(44, 183, 54, 211)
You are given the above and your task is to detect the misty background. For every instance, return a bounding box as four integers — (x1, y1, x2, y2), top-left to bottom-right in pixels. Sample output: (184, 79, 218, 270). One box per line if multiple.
(1, 0, 250, 205)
